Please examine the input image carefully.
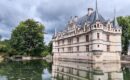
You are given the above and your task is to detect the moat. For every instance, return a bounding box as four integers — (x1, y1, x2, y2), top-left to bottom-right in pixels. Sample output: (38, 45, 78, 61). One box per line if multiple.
(0, 60, 129, 80)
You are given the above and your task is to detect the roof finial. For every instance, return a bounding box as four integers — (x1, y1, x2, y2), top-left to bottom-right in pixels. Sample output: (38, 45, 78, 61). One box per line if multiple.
(95, 0, 99, 20)
(113, 8, 119, 28)
(55, 27, 57, 36)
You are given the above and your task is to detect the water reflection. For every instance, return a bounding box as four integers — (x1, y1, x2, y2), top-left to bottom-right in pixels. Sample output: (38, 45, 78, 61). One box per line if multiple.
(0, 60, 130, 80)
(52, 60, 124, 80)
(0, 60, 52, 80)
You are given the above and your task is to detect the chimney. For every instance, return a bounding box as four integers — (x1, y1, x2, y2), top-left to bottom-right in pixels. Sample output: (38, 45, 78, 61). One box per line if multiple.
(88, 8, 93, 16)
(74, 16, 78, 22)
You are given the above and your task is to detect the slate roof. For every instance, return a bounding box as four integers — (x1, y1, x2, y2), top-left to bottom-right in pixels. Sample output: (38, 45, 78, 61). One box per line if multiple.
(76, 11, 105, 26)
(112, 17, 120, 29)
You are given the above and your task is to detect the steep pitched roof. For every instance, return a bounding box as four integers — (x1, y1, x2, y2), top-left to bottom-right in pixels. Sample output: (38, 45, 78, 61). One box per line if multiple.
(112, 9, 120, 28)
(76, 11, 105, 26)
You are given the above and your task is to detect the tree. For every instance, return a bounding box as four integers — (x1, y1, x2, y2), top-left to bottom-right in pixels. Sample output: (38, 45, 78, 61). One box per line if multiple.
(118, 16, 130, 55)
(10, 19, 45, 56)
(48, 41, 52, 54)
(40, 41, 52, 57)
(0, 35, 2, 41)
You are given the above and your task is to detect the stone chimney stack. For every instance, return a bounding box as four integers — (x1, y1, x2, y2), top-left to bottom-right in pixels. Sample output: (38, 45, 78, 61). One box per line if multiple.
(88, 8, 93, 16)
(74, 16, 78, 22)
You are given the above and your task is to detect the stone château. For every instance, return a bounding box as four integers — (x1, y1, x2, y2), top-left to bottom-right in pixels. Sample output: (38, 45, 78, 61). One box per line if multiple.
(52, 0, 122, 62)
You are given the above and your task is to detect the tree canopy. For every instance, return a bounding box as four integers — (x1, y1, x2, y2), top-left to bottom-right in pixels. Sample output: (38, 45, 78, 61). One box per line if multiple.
(10, 19, 45, 56)
(118, 16, 130, 55)
(0, 35, 2, 41)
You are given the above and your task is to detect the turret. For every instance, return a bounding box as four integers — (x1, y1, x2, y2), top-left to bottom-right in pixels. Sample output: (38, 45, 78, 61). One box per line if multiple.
(113, 9, 119, 28)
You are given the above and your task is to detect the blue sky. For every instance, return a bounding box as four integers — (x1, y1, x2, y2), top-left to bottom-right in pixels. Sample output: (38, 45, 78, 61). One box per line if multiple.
(0, 0, 130, 44)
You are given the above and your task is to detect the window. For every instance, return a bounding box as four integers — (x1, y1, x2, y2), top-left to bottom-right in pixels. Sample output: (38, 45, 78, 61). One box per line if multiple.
(58, 41, 60, 46)
(77, 46, 79, 52)
(86, 45, 89, 52)
(107, 34, 110, 41)
(68, 47, 71, 52)
(62, 40, 64, 45)
(86, 35, 89, 42)
(97, 33, 100, 39)
(68, 39, 71, 44)
(98, 45, 100, 47)
(62, 48, 64, 52)
(94, 25, 96, 28)
(68, 47, 73, 52)
(58, 48, 59, 52)
(108, 24, 110, 30)
(107, 45, 110, 52)
(97, 24, 99, 28)
(77, 37, 79, 43)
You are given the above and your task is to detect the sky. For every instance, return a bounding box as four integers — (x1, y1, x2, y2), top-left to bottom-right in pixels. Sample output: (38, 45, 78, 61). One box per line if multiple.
(0, 0, 130, 44)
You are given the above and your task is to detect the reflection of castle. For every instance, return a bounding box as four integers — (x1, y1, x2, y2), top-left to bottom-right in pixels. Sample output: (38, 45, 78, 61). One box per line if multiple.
(52, 60, 123, 80)
(52, 0, 122, 62)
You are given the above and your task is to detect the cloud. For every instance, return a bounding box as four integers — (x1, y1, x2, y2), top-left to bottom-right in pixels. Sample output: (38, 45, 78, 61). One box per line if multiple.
(0, 0, 130, 43)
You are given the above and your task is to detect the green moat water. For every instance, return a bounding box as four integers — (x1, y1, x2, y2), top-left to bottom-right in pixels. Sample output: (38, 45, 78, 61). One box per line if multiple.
(0, 60, 130, 80)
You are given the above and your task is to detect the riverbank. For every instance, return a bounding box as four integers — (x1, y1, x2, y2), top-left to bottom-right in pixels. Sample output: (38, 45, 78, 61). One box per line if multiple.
(1, 54, 130, 64)
(5, 55, 53, 62)
(0, 55, 4, 62)
(0, 53, 6, 62)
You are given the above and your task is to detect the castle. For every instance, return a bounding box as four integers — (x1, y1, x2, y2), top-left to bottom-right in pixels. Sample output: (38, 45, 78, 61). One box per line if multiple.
(52, 0, 122, 62)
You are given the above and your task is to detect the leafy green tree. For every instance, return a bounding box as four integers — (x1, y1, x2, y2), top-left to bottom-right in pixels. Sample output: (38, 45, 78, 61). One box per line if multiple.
(118, 16, 130, 55)
(10, 19, 45, 56)
(0, 35, 1, 41)
(48, 41, 52, 54)
(40, 41, 52, 57)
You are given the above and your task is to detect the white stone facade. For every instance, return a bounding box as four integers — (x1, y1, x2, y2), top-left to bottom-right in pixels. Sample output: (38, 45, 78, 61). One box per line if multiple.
(52, 2, 122, 62)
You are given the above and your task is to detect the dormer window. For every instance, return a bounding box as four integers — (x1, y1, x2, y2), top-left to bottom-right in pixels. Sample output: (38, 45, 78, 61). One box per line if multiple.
(94, 25, 96, 28)
(108, 24, 110, 30)
(97, 24, 99, 28)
